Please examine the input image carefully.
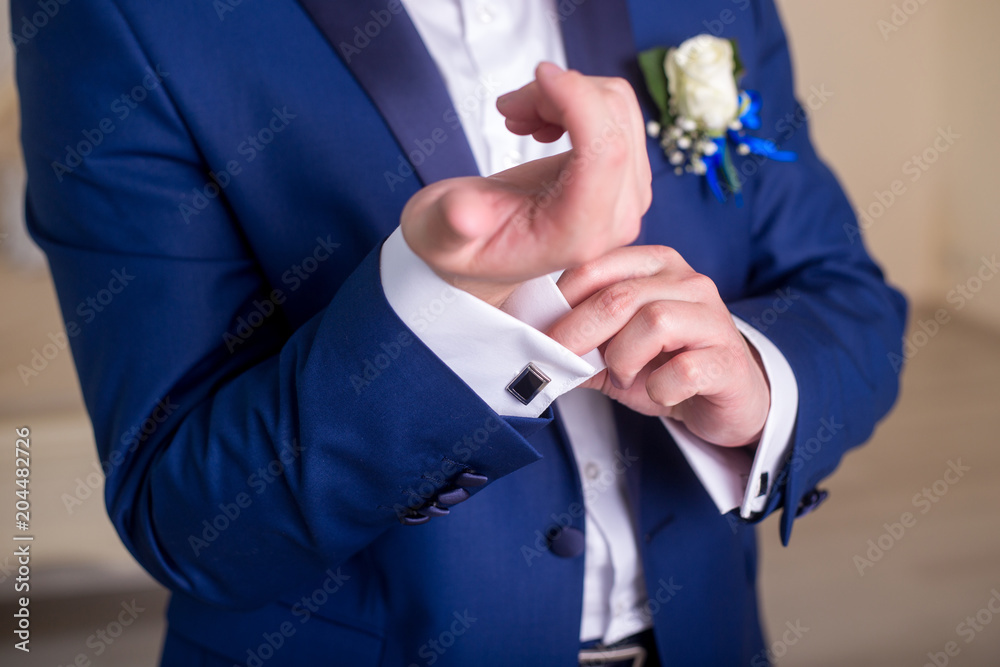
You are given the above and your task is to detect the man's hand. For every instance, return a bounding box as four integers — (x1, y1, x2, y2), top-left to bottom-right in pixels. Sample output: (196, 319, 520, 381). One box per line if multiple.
(400, 62, 652, 307)
(547, 246, 771, 448)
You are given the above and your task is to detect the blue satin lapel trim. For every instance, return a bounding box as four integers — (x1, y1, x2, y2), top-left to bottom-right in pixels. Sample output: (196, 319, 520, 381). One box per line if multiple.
(295, 0, 480, 184)
(562, 0, 641, 81)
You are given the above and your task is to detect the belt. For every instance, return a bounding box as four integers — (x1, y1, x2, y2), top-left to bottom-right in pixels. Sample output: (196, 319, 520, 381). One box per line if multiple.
(578, 629, 658, 667)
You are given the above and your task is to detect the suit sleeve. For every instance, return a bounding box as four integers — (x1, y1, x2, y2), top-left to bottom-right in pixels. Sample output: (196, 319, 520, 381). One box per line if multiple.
(726, 0, 908, 543)
(13, 0, 547, 608)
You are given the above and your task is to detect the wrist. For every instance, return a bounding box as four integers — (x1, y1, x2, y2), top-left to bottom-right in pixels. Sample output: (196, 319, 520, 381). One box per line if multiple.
(743, 335, 770, 446)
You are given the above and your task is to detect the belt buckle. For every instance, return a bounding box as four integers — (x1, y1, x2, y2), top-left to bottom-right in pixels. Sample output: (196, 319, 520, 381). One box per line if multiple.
(578, 643, 647, 667)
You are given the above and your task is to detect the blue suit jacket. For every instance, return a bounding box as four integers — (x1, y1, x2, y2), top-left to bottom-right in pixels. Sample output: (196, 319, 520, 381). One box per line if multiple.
(14, 0, 906, 664)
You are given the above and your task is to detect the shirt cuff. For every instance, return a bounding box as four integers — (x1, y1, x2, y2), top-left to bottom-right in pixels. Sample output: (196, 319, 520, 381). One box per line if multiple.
(662, 316, 799, 518)
(380, 227, 798, 517)
(379, 227, 604, 418)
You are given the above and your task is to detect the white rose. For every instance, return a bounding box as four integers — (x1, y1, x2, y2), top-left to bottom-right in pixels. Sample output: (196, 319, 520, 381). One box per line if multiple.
(665, 35, 740, 133)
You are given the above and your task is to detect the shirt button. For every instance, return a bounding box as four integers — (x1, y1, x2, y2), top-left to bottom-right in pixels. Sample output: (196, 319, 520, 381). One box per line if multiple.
(584, 463, 600, 480)
(476, 4, 495, 23)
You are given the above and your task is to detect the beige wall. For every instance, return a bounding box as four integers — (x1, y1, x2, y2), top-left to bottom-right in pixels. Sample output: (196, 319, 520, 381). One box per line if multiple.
(0, 6, 11, 90)
(2, 3, 43, 268)
(777, 0, 1000, 331)
(1, 6, 16, 157)
(937, 1, 1000, 331)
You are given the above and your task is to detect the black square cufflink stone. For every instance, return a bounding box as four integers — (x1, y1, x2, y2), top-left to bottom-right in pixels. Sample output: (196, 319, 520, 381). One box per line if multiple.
(506, 363, 550, 406)
(756, 471, 769, 498)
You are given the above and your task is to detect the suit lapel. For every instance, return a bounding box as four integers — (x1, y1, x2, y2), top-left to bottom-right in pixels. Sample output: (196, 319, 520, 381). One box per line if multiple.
(562, 0, 642, 84)
(296, 0, 646, 185)
(295, 0, 480, 184)
(296, 0, 646, 183)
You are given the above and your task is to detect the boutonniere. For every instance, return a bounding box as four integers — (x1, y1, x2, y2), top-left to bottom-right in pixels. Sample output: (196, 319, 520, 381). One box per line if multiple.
(638, 35, 796, 202)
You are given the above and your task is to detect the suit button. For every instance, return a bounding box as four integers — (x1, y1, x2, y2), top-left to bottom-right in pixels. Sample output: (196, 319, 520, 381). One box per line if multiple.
(417, 503, 450, 518)
(401, 513, 431, 526)
(437, 487, 471, 506)
(796, 488, 829, 518)
(548, 526, 585, 558)
(455, 471, 488, 488)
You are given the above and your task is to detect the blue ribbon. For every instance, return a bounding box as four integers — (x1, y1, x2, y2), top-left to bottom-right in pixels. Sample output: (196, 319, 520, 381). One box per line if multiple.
(702, 137, 728, 203)
(739, 90, 763, 130)
(732, 89, 797, 162)
(738, 135, 797, 162)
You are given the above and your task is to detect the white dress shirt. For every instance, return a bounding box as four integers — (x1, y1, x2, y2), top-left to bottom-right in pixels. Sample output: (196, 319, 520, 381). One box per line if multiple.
(387, 0, 798, 644)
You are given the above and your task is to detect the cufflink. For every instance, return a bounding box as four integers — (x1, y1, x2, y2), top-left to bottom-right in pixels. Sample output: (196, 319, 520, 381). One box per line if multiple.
(755, 472, 769, 499)
(506, 363, 551, 406)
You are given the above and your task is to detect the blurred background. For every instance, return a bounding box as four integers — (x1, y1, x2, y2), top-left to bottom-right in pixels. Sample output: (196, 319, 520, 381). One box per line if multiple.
(0, 0, 998, 665)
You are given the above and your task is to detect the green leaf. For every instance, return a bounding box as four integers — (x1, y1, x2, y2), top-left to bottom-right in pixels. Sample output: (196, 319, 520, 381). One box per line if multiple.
(729, 39, 746, 81)
(722, 144, 741, 195)
(637, 47, 670, 119)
